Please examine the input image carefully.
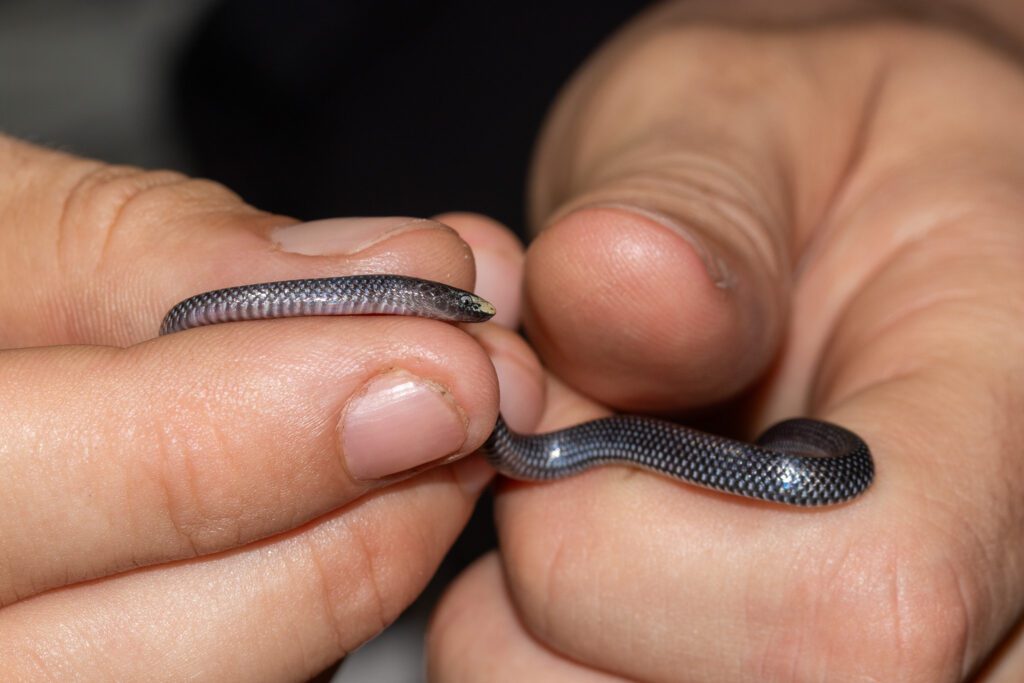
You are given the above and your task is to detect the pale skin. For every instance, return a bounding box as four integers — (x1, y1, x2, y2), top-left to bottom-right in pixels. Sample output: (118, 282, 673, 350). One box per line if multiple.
(427, 3, 1024, 682)
(4, 3, 1024, 682)
(0, 138, 537, 678)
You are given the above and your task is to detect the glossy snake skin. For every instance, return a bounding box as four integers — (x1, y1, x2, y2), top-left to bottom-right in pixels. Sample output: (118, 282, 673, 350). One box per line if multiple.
(161, 275, 873, 506)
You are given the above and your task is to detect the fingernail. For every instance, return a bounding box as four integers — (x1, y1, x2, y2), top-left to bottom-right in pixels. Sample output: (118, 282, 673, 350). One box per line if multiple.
(341, 370, 468, 480)
(557, 202, 735, 289)
(271, 217, 436, 256)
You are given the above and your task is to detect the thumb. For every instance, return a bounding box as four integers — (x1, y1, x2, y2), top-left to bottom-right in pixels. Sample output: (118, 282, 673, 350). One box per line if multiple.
(524, 18, 853, 413)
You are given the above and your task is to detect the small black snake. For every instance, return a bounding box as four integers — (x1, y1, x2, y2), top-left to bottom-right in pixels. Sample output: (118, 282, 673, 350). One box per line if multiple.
(160, 274, 874, 506)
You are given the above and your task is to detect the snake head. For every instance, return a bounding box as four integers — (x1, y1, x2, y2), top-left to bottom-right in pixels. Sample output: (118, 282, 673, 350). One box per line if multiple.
(457, 293, 497, 321)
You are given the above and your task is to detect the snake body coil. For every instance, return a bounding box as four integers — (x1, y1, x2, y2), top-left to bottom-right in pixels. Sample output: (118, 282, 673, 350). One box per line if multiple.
(161, 274, 874, 506)
(482, 414, 872, 506)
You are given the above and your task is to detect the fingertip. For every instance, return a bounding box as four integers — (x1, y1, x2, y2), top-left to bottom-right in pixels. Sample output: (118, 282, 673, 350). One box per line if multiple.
(462, 323, 545, 433)
(449, 453, 496, 499)
(433, 212, 524, 256)
(524, 206, 781, 411)
(434, 212, 525, 328)
(428, 553, 621, 682)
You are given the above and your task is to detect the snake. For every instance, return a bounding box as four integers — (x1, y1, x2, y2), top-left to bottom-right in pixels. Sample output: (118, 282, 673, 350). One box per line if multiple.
(160, 274, 874, 506)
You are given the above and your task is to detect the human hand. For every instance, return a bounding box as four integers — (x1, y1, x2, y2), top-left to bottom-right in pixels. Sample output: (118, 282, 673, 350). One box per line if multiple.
(0, 137, 529, 679)
(429, 3, 1024, 681)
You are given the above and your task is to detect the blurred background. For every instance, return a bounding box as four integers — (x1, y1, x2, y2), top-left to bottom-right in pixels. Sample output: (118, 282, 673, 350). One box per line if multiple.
(0, 0, 651, 680)
(2, 0, 653, 234)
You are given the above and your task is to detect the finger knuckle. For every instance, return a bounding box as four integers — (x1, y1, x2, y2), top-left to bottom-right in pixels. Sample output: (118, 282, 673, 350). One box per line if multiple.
(146, 413, 249, 557)
(303, 515, 410, 653)
(56, 164, 240, 272)
(58, 165, 181, 264)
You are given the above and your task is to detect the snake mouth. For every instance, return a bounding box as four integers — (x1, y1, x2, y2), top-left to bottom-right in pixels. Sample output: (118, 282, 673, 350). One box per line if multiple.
(474, 297, 497, 317)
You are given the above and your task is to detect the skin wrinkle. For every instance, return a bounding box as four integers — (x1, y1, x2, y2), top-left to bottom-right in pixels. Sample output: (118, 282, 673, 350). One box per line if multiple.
(160, 435, 204, 562)
(162, 356, 254, 552)
(568, 27, 791, 250)
(152, 364, 240, 556)
(57, 166, 178, 275)
(535, 526, 568, 654)
(753, 532, 847, 680)
(150, 407, 197, 560)
(808, 218, 1017, 411)
(287, 596, 318, 680)
(169, 399, 233, 552)
(404, 497, 443, 574)
(368, 483, 439, 587)
(59, 179, 287, 346)
(95, 175, 195, 276)
(844, 283, 991, 359)
(51, 158, 108, 275)
(346, 509, 404, 642)
(810, 256, 987, 405)
(301, 532, 356, 661)
(836, 540, 908, 680)
(813, 292, 991, 412)
(851, 411, 978, 678)
(211, 415, 248, 551)
(535, 27, 785, 217)
(651, 162, 779, 280)
(793, 60, 890, 278)
(124, 417, 155, 572)
(198, 491, 436, 677)
(694, 165, 786, 284)
(826, 301, 1022, 421)
(579, 143, 788, 284)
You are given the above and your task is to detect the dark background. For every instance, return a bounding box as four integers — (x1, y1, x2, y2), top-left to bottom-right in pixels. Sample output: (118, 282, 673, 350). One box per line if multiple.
(176, 0, 653, 234)
(0, 1, 652, 679)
